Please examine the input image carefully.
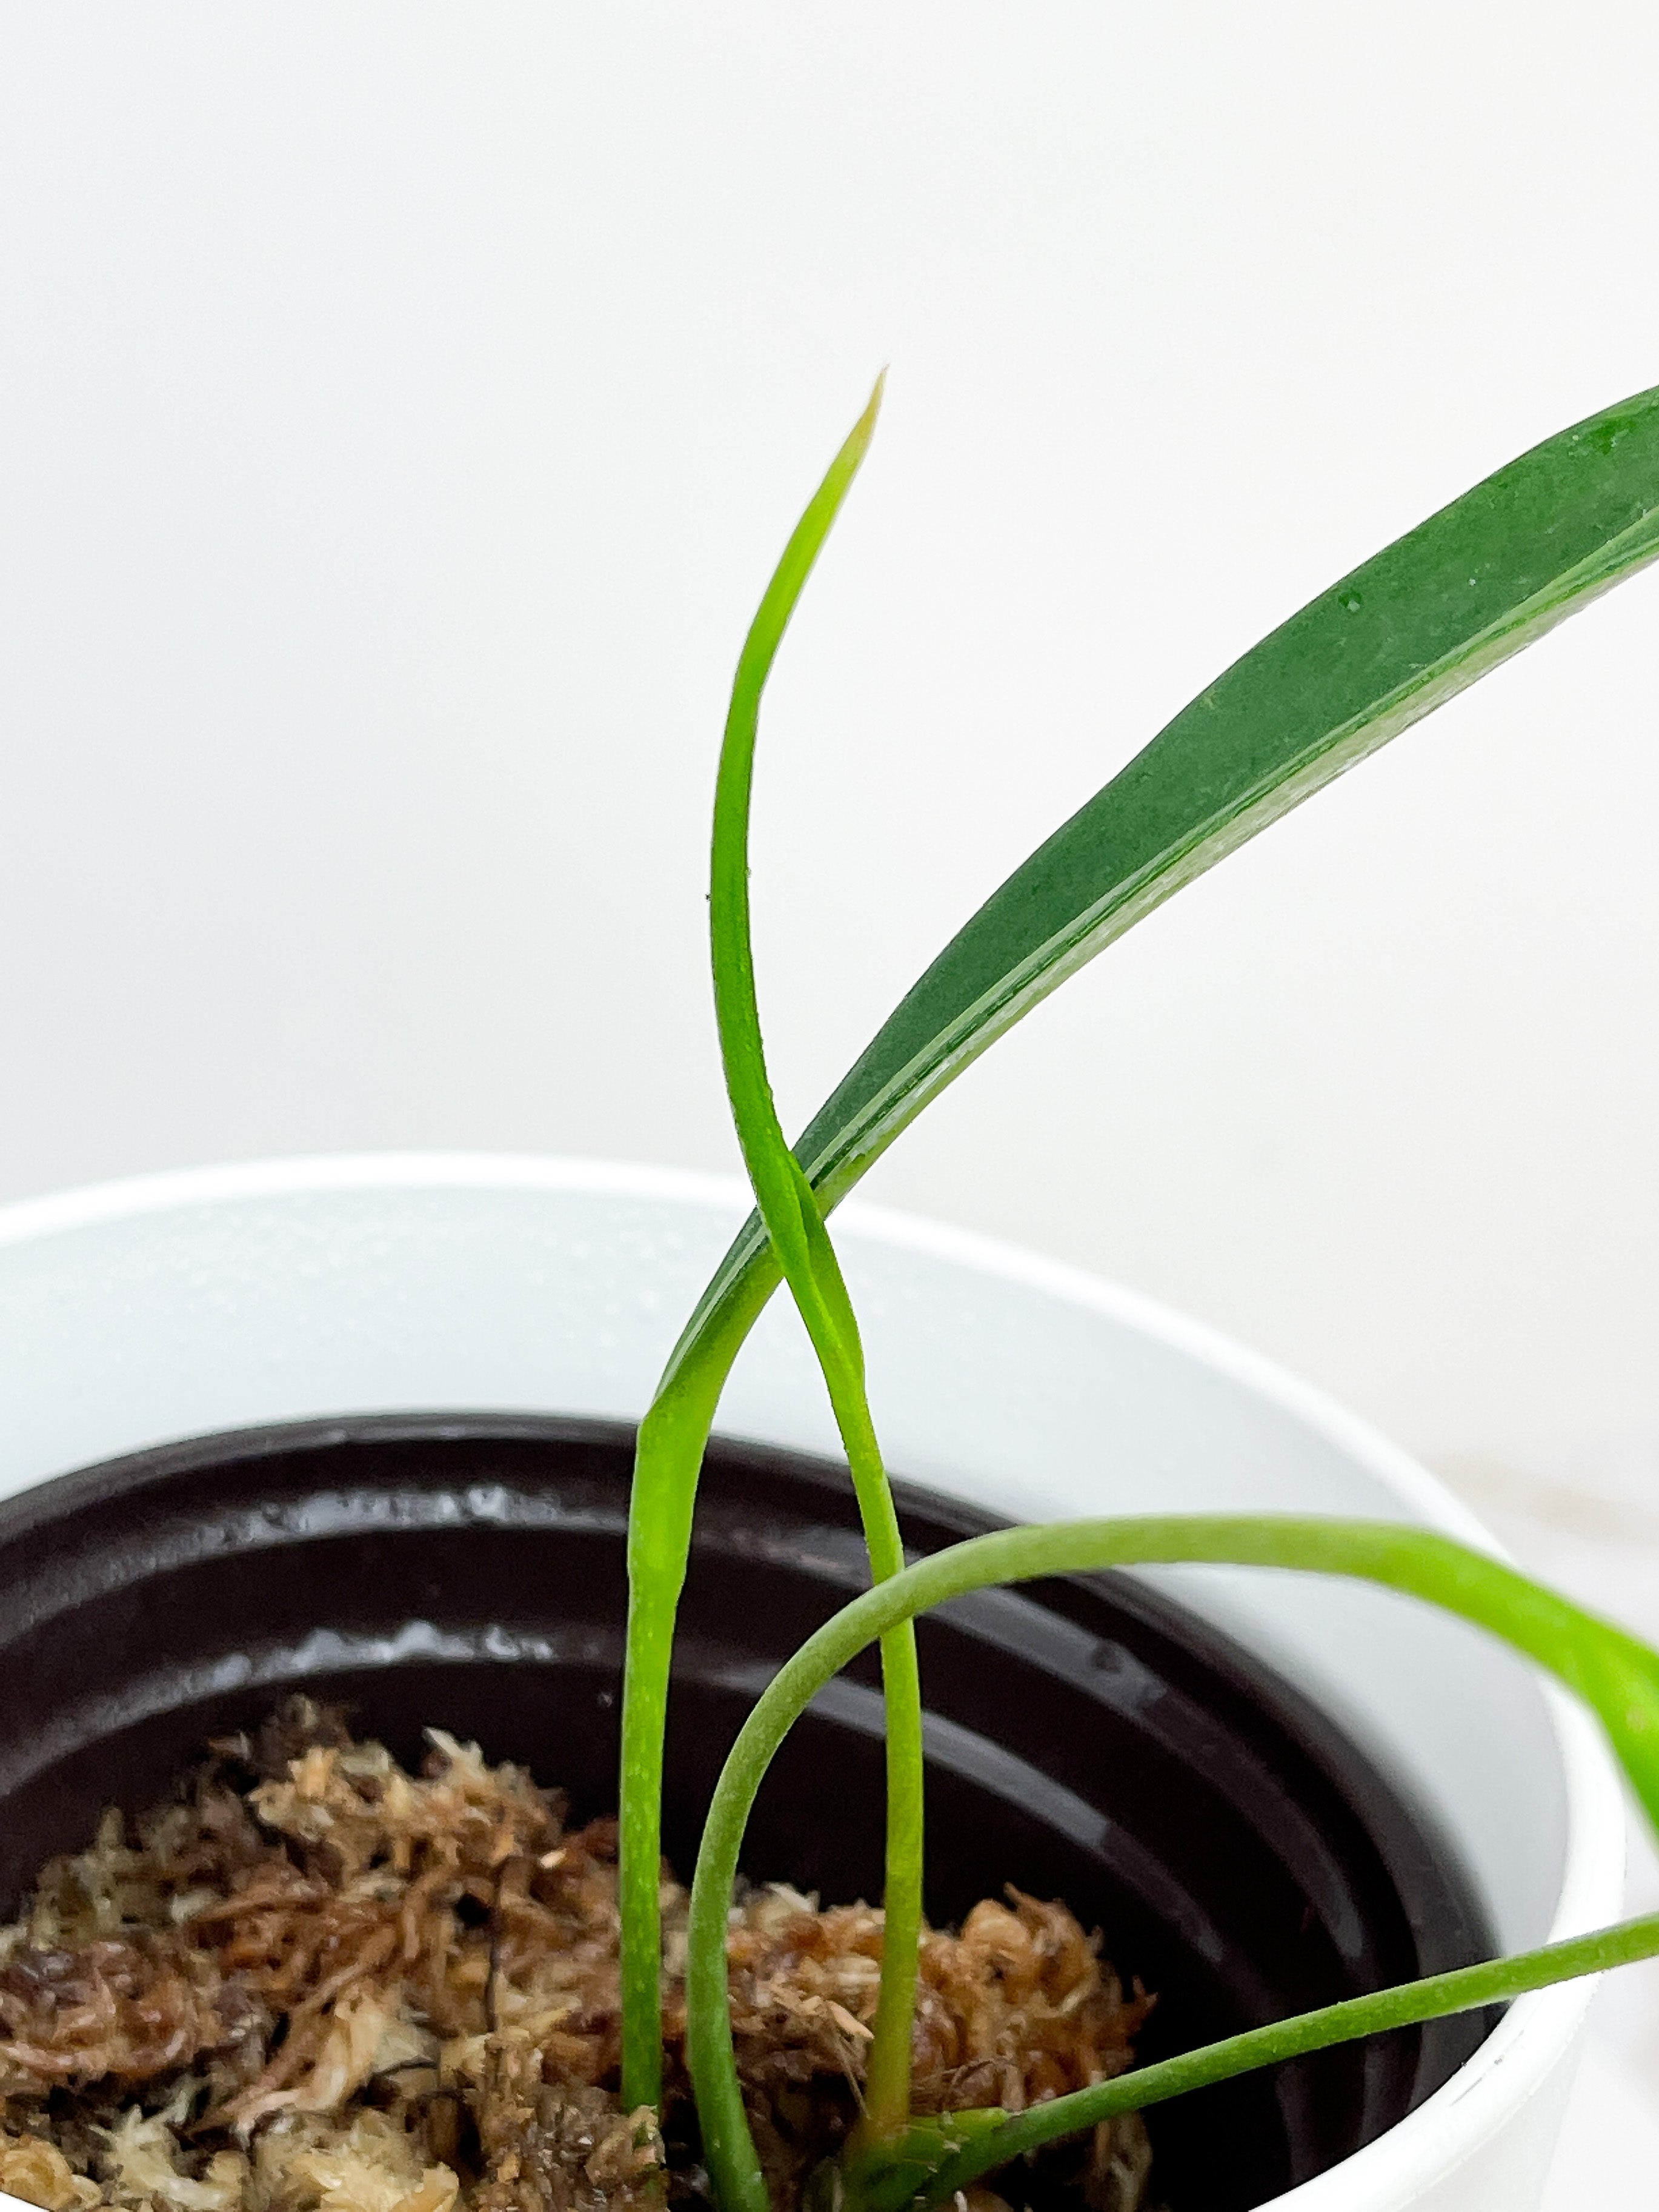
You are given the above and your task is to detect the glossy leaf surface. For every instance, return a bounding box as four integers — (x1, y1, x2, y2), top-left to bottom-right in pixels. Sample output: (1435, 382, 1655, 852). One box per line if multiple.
(665, 384, 1659, 1384)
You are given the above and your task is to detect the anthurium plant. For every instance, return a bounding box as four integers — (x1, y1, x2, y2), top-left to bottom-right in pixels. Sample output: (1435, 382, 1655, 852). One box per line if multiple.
(616, 377, 1659, 2212)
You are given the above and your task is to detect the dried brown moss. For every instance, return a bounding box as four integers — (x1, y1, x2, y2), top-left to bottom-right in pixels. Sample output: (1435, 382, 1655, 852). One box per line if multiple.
(0, 1702, 1152, 2212)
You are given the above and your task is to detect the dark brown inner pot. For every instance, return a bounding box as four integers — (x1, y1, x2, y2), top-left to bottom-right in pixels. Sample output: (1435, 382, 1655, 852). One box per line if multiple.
(0, 1415, 1495, 2212)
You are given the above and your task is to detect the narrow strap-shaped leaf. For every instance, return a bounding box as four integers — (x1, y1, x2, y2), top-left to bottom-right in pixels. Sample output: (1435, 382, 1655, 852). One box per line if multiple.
(706, 371, 928, 2143)
(663, 384, 1659, 1383)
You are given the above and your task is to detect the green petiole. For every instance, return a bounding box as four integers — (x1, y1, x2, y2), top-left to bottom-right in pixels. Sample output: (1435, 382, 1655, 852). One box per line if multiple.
(916, 1909, 1659, 2208)
(619, 1310, 760, 2110)
(683, 1513, 1659, 2212)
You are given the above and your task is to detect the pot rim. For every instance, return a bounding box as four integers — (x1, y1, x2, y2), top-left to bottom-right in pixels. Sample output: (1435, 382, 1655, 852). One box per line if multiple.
(0, 1149, 1626, 2212)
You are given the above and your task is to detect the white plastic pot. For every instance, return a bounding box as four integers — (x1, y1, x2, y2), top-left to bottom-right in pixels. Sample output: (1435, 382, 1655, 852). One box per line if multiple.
(0, 1154, 1623, 2212)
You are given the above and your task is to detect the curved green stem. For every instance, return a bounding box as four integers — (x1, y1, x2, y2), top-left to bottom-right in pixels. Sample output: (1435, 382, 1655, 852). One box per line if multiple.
(684, 1513, 1659, 2212)
(917, 1910, 1659, 2206)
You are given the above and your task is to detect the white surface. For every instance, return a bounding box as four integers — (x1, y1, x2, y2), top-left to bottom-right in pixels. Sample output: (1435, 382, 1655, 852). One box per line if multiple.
(1540, 1813, 1659, 2212)
(0, 1155, 1628, 2212)
(0, 8, 1654, 1464)
(1438, 1456, 1659, 2211)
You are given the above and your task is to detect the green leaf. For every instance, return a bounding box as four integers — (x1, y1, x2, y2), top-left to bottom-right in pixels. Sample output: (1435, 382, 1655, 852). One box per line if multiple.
(662, 383, 1659, 1386)
(705, 368, 927, 2153)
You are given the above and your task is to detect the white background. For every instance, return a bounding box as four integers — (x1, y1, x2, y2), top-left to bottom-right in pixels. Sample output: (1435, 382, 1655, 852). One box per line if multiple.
(0, 6, 1655, 1476)
(0, 8, 1657, 2188)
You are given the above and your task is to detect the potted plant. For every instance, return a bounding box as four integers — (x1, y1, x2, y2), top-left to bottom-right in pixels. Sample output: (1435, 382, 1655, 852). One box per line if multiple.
(1, 377, 1657, 2212)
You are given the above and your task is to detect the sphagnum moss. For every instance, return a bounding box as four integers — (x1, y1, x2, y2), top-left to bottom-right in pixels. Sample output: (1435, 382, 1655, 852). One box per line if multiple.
(0, 1701, 1154, 2212)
